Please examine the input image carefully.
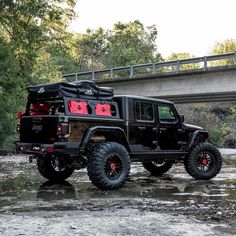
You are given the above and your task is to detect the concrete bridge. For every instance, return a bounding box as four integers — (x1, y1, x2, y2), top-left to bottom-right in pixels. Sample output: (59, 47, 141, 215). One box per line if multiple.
(63, 52, 236, 104)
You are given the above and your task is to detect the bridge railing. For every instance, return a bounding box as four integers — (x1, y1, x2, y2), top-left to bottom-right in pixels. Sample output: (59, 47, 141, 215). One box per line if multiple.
(62, 52, 236, 81)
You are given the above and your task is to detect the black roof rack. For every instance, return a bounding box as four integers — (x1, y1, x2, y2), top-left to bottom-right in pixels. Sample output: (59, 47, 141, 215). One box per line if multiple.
(27, 81, 114, 101)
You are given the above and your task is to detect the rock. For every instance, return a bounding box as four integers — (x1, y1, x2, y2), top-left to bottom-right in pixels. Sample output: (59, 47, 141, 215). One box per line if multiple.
(70, 225, 78, 229)
(189, 200, 195, 204)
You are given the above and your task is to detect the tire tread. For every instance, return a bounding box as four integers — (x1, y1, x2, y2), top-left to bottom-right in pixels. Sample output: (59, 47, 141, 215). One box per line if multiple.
(184, 143, 222, 180)
(87, 142, 131, 190)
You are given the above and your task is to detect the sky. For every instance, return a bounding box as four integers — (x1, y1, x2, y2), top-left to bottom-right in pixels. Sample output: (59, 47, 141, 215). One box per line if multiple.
(70, 0, 236, 58)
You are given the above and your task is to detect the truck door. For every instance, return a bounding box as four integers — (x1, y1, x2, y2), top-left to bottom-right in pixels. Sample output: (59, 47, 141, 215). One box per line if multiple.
(133, 100, 158, 149)
(157, 103, 181, 150)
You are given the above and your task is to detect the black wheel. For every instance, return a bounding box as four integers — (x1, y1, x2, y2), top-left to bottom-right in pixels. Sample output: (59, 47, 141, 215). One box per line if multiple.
(87, 142, 131, 190)
(142, 161, 173, 176)
(184, 143, 222, 180)
(37, 155, 74, 182)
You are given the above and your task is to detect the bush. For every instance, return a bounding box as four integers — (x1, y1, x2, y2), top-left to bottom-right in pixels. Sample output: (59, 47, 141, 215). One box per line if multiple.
(0, 89, 26, 153)
(224, 138, 236, 148)
(176, 104, 232, 147)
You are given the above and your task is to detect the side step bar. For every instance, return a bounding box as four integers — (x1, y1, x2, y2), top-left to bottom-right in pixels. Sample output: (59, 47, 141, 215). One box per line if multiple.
(130, 151, 188, 162)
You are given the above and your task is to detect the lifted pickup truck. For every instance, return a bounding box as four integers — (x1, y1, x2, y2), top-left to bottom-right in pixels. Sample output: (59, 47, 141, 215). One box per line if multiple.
(15, 81, 222, 190)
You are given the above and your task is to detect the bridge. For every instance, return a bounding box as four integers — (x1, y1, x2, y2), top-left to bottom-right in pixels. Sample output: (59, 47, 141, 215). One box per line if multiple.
(63, 52, 236, 103)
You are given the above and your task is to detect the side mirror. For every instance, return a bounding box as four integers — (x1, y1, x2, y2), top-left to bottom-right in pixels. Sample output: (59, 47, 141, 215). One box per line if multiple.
(180, 114, 185, 123)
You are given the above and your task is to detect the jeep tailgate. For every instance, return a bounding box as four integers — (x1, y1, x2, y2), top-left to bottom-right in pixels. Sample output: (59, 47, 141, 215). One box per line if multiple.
(20, 116, 59, 143)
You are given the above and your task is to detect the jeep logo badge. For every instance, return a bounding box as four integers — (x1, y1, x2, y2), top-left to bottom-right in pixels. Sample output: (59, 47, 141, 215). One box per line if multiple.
(84, 89, 94, 95)
(32, 124, 42, 133)
(32, 146, 40, 151)
(38, 87, 45, 94)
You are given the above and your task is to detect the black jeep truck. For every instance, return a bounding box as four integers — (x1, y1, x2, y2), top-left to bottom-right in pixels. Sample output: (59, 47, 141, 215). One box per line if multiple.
(15, 81, 222, 190)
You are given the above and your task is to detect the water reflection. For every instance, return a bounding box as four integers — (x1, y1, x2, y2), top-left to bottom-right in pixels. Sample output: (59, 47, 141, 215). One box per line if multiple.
(127, 176, 225, 202)
(173, 180, 225, 200)
(0, 160, 235, 213)
(37, 181, 76, 201)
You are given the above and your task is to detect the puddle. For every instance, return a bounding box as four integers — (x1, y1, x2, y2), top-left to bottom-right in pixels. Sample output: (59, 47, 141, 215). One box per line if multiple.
(0, 155, 235, 222)
(0, 154, 236, 235)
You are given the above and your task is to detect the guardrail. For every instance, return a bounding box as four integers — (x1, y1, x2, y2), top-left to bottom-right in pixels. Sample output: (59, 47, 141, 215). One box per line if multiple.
(62, 52, 236, 81)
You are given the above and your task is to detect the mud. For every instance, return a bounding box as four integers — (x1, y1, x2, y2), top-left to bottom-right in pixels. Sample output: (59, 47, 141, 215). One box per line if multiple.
(0, 151, 236, 235)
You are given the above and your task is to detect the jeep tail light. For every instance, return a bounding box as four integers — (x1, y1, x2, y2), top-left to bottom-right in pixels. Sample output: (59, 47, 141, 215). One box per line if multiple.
(47, 147, 54, 153)
(57, 123, 70, 137)
(17, 112, 23, 120)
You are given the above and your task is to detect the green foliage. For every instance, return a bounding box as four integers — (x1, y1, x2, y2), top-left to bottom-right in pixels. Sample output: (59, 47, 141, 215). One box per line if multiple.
(103, 21, 160, 68)
(51, 21, 162, 75)
(210, 39, 236, 54)
(46, 29, 107, 74)
(45, 33, 79, 75)
(167, 52, 200, 71)
(0, 0, 76, 152)
(177, 103, 236, 147)
(0, 90, 25, 152)
(0, 37, 24, 152)
(0, 0, 76, 83)
(75, 28, 107, 70)
(209, 39, 236, 66)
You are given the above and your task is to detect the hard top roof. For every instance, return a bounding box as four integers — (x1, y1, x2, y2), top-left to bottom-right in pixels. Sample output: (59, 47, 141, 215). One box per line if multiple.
(114, 95, 173, 104)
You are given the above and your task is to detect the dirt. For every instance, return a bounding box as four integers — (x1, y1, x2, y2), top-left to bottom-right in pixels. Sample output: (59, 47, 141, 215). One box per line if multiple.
(0, 151, 235, 235)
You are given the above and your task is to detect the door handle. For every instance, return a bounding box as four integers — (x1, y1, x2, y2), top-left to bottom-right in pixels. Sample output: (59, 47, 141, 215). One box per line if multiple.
(159, 127, 167, 131)
(152, 127, 158, 131)
(138, 127, 146, 130)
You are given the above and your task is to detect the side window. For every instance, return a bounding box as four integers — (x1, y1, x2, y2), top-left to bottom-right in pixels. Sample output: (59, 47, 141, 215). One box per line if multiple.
(158, 105, 177, 123)
(135, 101, 154, 122)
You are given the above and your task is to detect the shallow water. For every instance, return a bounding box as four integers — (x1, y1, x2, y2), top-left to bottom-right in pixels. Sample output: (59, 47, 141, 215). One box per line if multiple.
(0, 154, 235, 235)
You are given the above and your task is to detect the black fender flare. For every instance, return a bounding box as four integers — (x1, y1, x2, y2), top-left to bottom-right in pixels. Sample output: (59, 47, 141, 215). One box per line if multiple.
(79, 126, 130, 152)
(186, 130, 209, 151)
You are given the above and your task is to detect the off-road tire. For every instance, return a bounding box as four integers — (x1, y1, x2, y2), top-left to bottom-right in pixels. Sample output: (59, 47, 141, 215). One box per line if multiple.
(142, 161, 173, 176)
(87, 142, 131, 190)
(37, 155, 74, 182)
(184, 143, 222, 180)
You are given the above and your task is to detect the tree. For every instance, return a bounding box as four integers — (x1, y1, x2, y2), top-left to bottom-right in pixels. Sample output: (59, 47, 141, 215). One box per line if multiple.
(210, 39, 236, 54)
(54, 21, 162, 77)
(50, 21, 163, 77)
(0, 0, 76, 84)
(74, 28, 107, 71)
(209, 39, 236, 66)
(0, 0, 76, 151)
(103, 21, 160, 68)
(46, 33, 79, 75)
(167, 52, 199, 71)
(0, 37, 22, 152)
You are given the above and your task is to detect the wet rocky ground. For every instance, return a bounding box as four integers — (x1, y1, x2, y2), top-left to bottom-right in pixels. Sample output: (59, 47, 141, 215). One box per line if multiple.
(0, 150, 236, 235)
